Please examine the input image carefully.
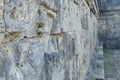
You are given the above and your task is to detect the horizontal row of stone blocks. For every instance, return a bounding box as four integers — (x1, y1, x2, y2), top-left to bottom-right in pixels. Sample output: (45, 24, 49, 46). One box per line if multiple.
(0, 0, 3, 23)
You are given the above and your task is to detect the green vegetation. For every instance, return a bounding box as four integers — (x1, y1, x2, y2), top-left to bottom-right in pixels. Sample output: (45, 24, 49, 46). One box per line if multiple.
(36, 22, 44, 28)
(14, 34, 20, 38)
(94, 77, 96, 80)
(36, 24, 42, 36)
(103, 49, 112, 58)
(104, 60, 114, 70)
(104, 63, 109, 70)
(38, 24, 43, 28)
(36, 22, 44, 36)
(37, 32, 42, 35)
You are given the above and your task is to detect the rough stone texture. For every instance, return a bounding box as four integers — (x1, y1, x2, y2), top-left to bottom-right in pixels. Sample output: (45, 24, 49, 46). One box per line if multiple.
(85, 42, 105, 80)
(98, 0, 120, 12)
(95, 43, 104, 80)
(98, 0, 120, 49)
(0, 0, 5, 41)
(104, 49, 120, 80)
(0, 0, 98, 80)
(98, 11, 120, 49)
(85, 47, 97, 80)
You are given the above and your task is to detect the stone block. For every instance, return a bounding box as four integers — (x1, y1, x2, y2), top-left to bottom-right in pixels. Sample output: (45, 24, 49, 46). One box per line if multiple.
(0, 33, 4, 41)
(0, 10, 3, 15)
(0, 16, 3, 23)
(0, 24, 5, 32)
(0, 3, 3, 6)
(0, 78, 5, 80)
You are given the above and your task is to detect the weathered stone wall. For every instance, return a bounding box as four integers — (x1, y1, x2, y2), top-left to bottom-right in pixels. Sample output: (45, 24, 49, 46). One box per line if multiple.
(98, 11, 120, 48)
(98, 0, 120, 48)
(85, 47, 98, 80)
(0, 0, 98, 80)
(98, 0, 120, 12)
(85, 42, 105, 80)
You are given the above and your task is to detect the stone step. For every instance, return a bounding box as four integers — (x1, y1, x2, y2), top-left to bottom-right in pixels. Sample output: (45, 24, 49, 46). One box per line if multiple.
(95, 45, 105, 80)
(105, 78, 117, 80)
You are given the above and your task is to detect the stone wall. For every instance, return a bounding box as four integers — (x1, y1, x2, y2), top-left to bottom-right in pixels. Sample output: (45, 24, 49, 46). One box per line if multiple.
(0, 0, 98, 80)
(85, 42, 105, 80)
(98, 11, 120, 48)
(85, 47, 98, 80)
(98, 0, 120, 12)
(98, 0, 120, 48)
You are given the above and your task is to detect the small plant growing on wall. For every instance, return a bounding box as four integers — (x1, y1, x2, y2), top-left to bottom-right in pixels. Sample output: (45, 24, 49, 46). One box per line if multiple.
(36, 22, 44, 36)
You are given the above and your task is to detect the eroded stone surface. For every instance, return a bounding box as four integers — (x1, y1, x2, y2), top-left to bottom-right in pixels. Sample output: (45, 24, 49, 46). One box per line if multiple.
(98, 12, 120, 49)
(98, 0, 120, 12)
(0, 0, 98, 80)
(104, 49, 120, 80)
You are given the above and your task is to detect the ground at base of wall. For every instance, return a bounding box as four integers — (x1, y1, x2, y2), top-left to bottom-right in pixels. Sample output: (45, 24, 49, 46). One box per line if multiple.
(104, 49, 120, 80)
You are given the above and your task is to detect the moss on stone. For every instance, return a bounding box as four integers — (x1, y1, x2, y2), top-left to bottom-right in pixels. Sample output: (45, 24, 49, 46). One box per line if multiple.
(103, 49, 112, 58)
(37, 25, 43, 28)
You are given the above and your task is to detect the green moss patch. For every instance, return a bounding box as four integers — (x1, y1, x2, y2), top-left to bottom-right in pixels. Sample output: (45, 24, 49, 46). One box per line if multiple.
(103, 49, 112, 58)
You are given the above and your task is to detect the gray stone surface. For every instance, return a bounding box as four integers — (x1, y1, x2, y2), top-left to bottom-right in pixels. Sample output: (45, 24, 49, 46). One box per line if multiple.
(98, 0, 120, 49)
(0, 0, 98, 80)
(98, 12, 120, 49)
(104, 49, 120, 80)
(95, 44, 105, 80)
(98, 0, 120, 12)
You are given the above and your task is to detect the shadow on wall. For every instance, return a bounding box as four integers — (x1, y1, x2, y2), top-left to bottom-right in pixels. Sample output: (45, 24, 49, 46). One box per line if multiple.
(98, 0, 120, 12)
(103, 43, 120, 49)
